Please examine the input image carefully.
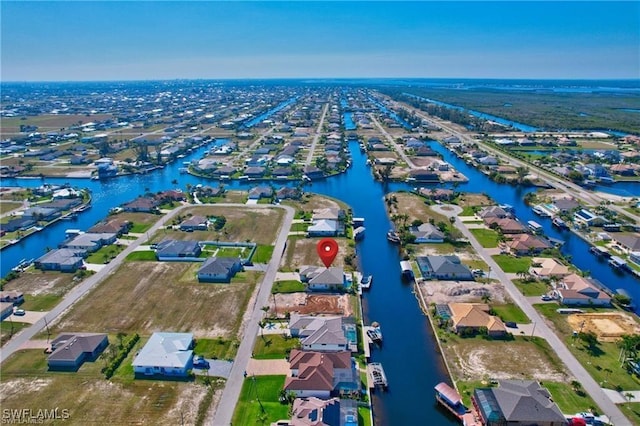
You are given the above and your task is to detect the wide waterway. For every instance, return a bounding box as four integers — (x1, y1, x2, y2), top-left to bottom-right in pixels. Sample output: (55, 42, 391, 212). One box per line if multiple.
(2, 137, 640, 424)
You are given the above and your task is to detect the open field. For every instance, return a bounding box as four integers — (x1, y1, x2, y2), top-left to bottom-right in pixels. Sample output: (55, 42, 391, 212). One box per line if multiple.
(110, 211, 162, 231)
(152, 206, 284, 245)
(0, 348, 219, 426)
(271, 293, 354, 317)
(0, 200, 22, 214)
(283, 193, 346, 214)
(51, 261, 261, 338)
(393, 87, 640, 134)
(0, 114, 114, 133)
(253, 334, 301, 359)
(388, 191, 449, 225)
(281, 237, 351, 271)
(492, 255, 532, 273)
(455, 193, 493, 209)
(443, 335, 569, 383)
(469, 228, 500, 248)
(2, 268, 81, 297)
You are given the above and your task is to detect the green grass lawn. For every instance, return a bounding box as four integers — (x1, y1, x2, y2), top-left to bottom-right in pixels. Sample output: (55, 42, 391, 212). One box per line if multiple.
(358, 406, 372, 426)
(470, 228, 500, 248)
(125, 250, 156, 261)
(620, 403, 640, 426)
(290, 223, 310, 232)
(216, 247, 245, 258)
(513, 279, 550, 296)
(492, 304, 531, 324)
(85, 244, 125, 264)
(129, 223, 152, 233)
(253, 245, 274, 263)
(20, 294, 61, 311)
(459, 206, 478, 216)
(543, 381, 599, 415)
(1, 321, 30, 346)
(455, 380, 488, 407)
(232, 375, 289, 426)
(253, 334, 300, 359)
(271, 280, 305, 294)
(194, 337, 238, 361)
(492, 255, 532, 273)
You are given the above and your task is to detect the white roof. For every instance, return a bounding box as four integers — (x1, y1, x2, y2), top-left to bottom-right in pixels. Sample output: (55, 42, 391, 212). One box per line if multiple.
(133, 332, 193, 369)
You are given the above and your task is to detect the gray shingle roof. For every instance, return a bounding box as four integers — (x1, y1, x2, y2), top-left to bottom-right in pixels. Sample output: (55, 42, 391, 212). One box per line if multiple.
(133, 332, 193, 369)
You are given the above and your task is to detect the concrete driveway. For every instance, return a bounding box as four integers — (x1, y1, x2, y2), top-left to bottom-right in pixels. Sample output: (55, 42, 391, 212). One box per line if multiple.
(193, 359, 233, 379)
(9, 310, 47, 324)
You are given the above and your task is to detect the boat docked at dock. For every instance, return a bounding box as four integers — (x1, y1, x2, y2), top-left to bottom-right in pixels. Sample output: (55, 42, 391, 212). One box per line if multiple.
(532, 205, 552, 217)
(609, 256, 631, 272)
(367, 362, 388, 390)
(366, 327, 382, 345)
(552, 217, 568, 229)
(527, 220, 544, 234)
(434, 382, 478, 425)
(387, 230, 401, 244)
(353, 226, 365, 241)
(360, 274, 372, 290)
(590, 246, 611, 258)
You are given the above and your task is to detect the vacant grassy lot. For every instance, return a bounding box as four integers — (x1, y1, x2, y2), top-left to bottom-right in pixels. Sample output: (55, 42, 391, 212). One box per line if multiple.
(253, 245, 275, 263)
(253, 334, 301, 359)
(111, 211, 161, 232)
(388, 191, 449, 225)
(543, 381, 600, 415)
(441, 333, 568, 385)
(0, 200, 22, 214)
(51, 261, 261, 339)
(1, 321, 30, 346)
(455, 193, 493, 209)
(232, 375, 288, 426)
(0, 349, 211, 426)
(125, 250, 156, 261)
(151, 206, 284, 245)
(20, 293, 62, 311)
(470, 228, 500, 248)
(194, 337, 238, 360)
(492, 255, 532, 273)
(492, 304, 530, 324)
(85, 244, 125, 264)
(282, 237, 351, 271)
(272, 280, 305, 294)
(282, 193, 344, 213)
(535, 303, 640, 391)
(2, 269, 80, 297)
(513, 279, 550, 296)
(1, 114, 114, 133)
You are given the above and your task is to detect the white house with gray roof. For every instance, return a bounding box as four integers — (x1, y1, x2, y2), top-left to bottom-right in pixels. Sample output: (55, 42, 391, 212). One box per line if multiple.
(300, 267, 347, 292)
(133, 332, 194, 377)
(289, 314, 356, 352)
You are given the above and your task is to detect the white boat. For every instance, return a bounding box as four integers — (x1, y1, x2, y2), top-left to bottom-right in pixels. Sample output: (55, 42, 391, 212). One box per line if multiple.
(527, 220, 543, 234)
(387, 230, 401, 244)
(353, 226, 365, 240)
(368, 363, 388, 389)
(552, 217, 568, 229)
(532, 205, 551, 217)
(360, 275, 372, 290)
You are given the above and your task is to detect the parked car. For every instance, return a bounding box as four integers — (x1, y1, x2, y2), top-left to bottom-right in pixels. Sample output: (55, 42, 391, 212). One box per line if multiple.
(193, 355, 210, 369)
(13, 308, 26, 316)
(541, 294, 552, 301)
(505, 321, 517, 328)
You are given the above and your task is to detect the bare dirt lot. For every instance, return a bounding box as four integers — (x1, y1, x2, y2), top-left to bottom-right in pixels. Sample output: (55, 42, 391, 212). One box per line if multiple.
(387, 191, 449, 224)
(271, 293, 353, 316)
(3, 269, 79, 296)
(445, 338, 569, 383)
(284, 193, 344, 212)
(51, 261, 260, 338)
(418, 280, 507, 304)
(568, 312, 640, 342)
(456, 193, 493, 209)
(282, 237, 351, 270)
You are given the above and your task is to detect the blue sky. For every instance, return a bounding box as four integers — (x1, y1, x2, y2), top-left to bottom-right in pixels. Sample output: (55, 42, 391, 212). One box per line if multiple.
(1, 1, 638, 81)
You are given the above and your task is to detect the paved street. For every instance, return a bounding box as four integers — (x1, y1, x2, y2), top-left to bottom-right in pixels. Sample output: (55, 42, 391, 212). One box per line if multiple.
(211, 204, 294, 425)
(433, 205, 631, 425)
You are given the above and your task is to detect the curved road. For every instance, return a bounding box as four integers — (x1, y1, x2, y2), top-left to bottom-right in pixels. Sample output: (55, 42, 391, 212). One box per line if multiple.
(432, 205, 630, 425)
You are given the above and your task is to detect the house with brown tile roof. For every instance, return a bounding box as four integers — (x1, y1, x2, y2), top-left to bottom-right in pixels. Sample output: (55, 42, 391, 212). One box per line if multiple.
(284, 350, 359, 399)
(448, 303, 507, 337)
(484, 217, 527, 234)
(88, 217, 132, 235)
(557, 273, 611, 306)
(506, 234, 552, 256)
(529, 258, 571, 279)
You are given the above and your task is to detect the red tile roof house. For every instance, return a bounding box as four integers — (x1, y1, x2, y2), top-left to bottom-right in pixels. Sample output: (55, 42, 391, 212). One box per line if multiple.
(284, 349, 360, 399)
(557, 273, 611, 306)
(484, 217, 527, 234)
(507, 234, 552, 256)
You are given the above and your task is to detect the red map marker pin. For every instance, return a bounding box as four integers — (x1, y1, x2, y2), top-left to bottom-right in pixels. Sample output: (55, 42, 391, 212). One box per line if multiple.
(317, 238, 339, 268)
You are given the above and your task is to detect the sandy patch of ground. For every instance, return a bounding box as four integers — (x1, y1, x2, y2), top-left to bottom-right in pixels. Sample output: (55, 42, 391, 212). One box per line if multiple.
(450, 343, 568, 382)
(246, 359, 290, 376)
(285, 237, 350, 270)
(568, 312, 640, 342)
(410, 157, 439, 168)
(272, 293, 353, 316)
(0, 378, 52, 402)
(167, 383, 209, 425)
(418, 280, 507, 304)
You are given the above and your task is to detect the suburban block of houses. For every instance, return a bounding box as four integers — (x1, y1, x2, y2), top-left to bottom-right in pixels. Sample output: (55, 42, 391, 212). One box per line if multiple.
(132, 332, 194, 377)
(47, 333, 109, 371)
